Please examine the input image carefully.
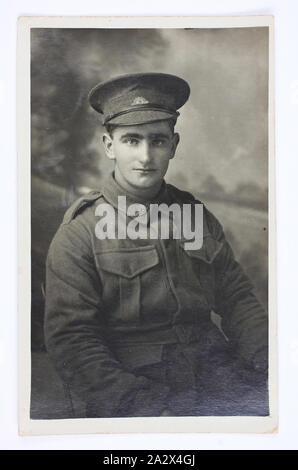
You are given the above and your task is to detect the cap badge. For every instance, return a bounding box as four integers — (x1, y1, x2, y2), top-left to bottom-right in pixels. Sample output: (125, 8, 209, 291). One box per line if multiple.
(131, 96, 149, 106)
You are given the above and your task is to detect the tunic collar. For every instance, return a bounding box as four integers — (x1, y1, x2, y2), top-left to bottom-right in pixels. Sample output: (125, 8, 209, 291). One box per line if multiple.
(102, 172, 172, 215)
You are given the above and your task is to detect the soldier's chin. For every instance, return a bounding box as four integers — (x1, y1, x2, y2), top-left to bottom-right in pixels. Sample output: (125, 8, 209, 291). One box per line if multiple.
(134, 176, 161, 189)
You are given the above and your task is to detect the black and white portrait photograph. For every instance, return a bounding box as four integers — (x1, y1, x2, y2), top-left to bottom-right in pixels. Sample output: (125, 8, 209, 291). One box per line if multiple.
(17, 15, 276, 435)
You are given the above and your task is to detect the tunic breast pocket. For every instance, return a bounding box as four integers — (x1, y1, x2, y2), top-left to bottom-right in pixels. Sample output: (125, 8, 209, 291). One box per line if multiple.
(95, 245, 159, 325)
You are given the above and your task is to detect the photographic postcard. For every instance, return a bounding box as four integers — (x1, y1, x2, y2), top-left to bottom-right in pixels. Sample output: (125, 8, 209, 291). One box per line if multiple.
(17, 15, 277, 435)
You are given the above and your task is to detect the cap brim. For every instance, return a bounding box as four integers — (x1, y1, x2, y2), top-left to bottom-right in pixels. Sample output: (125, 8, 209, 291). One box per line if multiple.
(106, 109, 177, 126)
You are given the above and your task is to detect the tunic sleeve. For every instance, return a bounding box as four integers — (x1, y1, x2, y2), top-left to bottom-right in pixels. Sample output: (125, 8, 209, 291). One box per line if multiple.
(206, 210, 268, 372)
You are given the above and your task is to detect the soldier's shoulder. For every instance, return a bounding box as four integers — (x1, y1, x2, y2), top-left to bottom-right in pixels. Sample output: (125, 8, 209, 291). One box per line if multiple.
(166, 183, 197, 204)
(48, 190, 104, 257)
(167, 183, 223, 239)
(62, 190, 103, 225)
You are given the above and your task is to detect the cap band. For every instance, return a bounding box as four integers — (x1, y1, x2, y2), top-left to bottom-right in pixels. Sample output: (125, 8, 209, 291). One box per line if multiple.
(103, 103, 180, 125)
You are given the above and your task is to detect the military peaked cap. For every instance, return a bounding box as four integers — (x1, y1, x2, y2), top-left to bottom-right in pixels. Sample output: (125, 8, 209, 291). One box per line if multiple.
(88, 72, 190, 126)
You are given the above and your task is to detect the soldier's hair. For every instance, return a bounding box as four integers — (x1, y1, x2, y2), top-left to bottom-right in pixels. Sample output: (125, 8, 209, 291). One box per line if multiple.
(105, 118, 177, 138)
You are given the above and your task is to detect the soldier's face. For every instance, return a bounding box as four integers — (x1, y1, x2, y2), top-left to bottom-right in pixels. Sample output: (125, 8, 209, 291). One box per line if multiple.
(103, 121, 179, 196)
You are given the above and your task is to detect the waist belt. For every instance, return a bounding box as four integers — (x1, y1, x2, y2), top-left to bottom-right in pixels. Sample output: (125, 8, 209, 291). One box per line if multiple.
(106, 321, 211, 346)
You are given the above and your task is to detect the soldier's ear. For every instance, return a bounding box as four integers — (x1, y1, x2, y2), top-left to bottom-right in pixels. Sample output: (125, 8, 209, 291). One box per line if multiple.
(170, 132, 180, 160)
(102, 133, 115, 160)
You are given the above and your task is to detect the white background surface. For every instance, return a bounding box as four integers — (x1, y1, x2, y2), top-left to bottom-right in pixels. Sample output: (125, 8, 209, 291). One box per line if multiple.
(1, 0, 298, 450)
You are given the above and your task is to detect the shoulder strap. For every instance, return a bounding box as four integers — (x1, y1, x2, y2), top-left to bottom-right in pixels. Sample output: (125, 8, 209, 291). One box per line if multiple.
(62, 190, 102, 225)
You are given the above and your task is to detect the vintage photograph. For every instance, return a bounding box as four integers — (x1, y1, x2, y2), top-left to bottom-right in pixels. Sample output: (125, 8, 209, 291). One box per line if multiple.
(18, 16, 276, 434)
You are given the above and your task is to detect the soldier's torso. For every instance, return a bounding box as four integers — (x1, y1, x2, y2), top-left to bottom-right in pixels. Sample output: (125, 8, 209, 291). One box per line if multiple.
(58, 177, 228, 370)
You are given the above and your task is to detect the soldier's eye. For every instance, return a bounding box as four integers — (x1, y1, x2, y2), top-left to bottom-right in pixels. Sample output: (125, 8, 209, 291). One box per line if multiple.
(124, 138, 139, 146)
(152, 139, 166, 147)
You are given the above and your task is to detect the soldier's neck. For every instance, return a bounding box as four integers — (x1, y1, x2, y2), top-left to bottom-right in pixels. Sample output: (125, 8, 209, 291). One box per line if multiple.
(113, 171, 163, 202)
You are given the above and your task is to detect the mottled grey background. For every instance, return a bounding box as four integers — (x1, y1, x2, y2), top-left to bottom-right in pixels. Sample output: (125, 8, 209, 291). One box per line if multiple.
(30, 27, 268, 417)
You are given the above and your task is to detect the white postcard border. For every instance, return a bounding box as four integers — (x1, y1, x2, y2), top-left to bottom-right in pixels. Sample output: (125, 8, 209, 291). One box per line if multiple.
(17, 15, 277, 436)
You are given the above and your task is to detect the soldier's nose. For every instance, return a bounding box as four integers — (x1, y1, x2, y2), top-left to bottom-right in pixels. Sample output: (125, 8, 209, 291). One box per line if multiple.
(139, 142, 152, 164)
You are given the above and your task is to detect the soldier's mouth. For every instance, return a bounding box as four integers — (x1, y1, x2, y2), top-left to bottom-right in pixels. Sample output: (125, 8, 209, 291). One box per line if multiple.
(134, 168, 156, 172)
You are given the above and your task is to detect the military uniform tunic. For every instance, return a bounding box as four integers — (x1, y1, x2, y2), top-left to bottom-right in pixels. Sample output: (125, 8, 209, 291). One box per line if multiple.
(44, 173, 268, 417)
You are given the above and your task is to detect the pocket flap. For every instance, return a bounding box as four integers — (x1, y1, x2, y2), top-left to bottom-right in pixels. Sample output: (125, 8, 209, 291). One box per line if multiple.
(96, 246, 159, 279)
(181, 236, 223, 264)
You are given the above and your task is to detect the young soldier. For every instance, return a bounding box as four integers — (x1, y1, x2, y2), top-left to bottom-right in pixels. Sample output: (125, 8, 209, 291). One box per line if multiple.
(44, 73, 268, 417)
